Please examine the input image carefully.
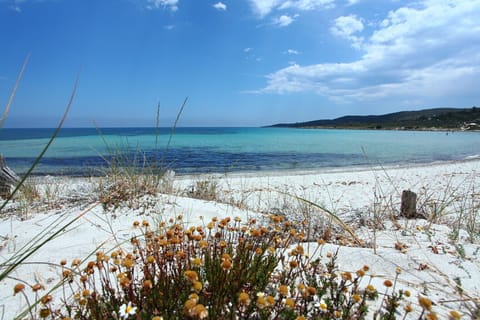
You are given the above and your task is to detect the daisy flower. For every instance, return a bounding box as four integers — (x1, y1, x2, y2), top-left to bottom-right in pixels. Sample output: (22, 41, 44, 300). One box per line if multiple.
(119, 302, 137, 319)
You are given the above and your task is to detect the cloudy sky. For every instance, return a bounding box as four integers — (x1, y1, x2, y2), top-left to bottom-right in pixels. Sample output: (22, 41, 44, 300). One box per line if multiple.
(0, 0, 479, 127)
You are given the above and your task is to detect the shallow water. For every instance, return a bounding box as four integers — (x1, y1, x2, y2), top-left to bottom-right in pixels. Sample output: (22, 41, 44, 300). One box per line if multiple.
(1, 127, 479, 175)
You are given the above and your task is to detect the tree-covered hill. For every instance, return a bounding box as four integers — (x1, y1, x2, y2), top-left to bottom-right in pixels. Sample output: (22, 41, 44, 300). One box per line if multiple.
(268, 107, 480, 130)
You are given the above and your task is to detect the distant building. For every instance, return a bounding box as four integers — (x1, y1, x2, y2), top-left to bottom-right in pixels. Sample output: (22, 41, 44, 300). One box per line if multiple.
(462, 122, 479, 130)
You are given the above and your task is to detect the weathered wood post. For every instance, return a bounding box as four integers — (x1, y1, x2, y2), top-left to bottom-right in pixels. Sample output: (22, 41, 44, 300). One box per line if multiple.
(400, 189, 417, 219)
(0, 155, 20, 199)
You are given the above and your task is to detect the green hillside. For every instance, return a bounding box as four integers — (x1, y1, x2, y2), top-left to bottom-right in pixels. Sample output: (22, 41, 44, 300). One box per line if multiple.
(268, 107, 480, 130)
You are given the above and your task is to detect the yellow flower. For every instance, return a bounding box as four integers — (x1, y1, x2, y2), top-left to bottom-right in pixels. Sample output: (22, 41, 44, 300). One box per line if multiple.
(449, 310, 461, 320)
(184, 299, 197, 313)
(266, 295, 275, 306)
(365, 284, 376, 293)
(238, 292, 251, 306)
(426, 312, 438, 320)
(191, 304, 208, 319)
(198, 240, 208, 249)
(143, 280, 153, 289)
(221, 258, 233, 270)
(221, 253, 231, 260)
(71, 258, 81, 267)
(278, 285, 289, 297)
(352, 294, 362, 303)
(40, 295, 52, 304)
(119, 302, 137, 319)
(120, 277, 131, 288)
(147, 256, 155, 264)
(193, 281, 203, 292)
(418, 296, 433, 311)
(306, 286, 316, 295)
(39, 308, 51, 318)
(405, 304, 413, 313)
(257, 295, 267, 308)
(251, 228, 261, 237)
(32, 283, 44, 292)
(341, 272, 352, 282)
(284, 298, 295, 308)
(295, 245, 305, 255)
(192, 257, 202, 266)
(13, 283, 25, 295)
(319, 302, 327, 311)
(356, 269, 365, 277)
(184, 270, 199, 282)
(189, 293, 200, 302)
(122, 258, 135, 269)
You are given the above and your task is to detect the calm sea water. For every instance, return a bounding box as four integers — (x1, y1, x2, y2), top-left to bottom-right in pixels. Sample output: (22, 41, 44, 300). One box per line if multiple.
(0, 127, 479, 176)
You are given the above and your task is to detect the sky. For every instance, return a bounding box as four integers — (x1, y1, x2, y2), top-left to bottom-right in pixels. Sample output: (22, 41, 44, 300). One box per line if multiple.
(0, 0, 479, 127)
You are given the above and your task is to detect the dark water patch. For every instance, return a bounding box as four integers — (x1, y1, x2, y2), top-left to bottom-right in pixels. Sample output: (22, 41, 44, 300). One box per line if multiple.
(6, 148, 368, 176)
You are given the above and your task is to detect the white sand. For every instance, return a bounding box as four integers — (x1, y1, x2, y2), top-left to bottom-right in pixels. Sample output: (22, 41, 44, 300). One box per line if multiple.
(1, 159, 479, 319)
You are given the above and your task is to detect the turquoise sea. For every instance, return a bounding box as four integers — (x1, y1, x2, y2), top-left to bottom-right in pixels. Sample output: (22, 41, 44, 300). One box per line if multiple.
(1, 127, 479, 176)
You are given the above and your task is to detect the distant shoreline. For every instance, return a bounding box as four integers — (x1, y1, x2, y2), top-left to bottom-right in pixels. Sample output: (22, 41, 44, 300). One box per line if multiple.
(268, 125, 479, 132)
(266, 106, 480, 131)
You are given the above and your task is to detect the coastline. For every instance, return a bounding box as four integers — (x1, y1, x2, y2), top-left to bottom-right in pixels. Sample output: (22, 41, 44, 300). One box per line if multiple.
(271, 125, 480, 132)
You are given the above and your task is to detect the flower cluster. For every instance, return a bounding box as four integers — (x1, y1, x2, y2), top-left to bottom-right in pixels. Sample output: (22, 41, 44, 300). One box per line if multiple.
(13, 214, 461, 319)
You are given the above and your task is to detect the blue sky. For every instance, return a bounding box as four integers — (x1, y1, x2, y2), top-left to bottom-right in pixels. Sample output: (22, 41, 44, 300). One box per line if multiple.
(0, 0, 479, 127)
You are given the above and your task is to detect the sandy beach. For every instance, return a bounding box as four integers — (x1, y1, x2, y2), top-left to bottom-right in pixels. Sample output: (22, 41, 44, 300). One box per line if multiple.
(1, 159, 479, 319)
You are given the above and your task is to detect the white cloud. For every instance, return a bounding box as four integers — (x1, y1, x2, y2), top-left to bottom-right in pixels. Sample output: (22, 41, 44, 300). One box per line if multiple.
(273, 14, 294, 27)
(213, 2, 227, 11)
(285, 49, 300, 54)
(258, 0, 480, 106)
(248, 0, 279, 17)
(4, 0, 32, 12)
(331, 15, 363, 38)
(277, 0, 335, 11)
(244, 47, 253, 52)
(146, 0, 179, 11)
(346, 0, 360, 5)
(248, 0, 334, 17)
(331, 15, 364, 48)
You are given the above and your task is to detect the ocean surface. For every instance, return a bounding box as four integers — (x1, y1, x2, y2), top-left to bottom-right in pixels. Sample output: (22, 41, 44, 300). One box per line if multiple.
(1, 127, 479, 176)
